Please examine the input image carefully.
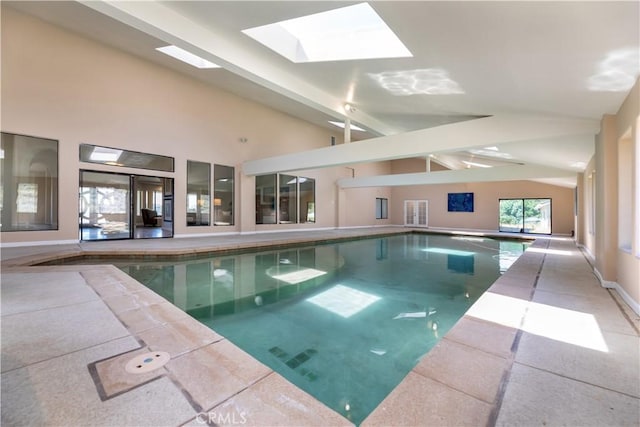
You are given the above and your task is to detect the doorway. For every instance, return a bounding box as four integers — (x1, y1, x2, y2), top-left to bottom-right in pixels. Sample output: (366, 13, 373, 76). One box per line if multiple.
(80, 170, 173, 240)
(404, 200, 428, 227)
(499, 198, 551, 234)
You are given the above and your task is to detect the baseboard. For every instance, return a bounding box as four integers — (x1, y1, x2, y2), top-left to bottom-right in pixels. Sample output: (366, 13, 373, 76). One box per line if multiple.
(0, 239, 78, 248)
(240, 226, 336, 235)
(594, 267, 640, 316)
(174, 231, 240, 238)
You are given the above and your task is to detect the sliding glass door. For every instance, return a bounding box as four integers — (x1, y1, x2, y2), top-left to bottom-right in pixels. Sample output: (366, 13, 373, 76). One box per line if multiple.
(80, 170, 173, 240)
(499, 198, 551, 234)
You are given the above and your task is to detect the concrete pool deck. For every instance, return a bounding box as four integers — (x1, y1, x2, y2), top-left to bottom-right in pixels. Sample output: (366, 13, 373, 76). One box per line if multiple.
(1, 227, 639, 426)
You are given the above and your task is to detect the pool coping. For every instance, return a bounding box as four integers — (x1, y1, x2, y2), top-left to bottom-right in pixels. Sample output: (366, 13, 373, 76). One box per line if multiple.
(1, 229, 554, 425)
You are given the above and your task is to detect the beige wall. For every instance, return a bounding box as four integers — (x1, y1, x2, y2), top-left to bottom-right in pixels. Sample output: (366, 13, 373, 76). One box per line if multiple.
(390, 180, 575, 234)
(612, 79, 640, 309)
(1, 6, 346, 242)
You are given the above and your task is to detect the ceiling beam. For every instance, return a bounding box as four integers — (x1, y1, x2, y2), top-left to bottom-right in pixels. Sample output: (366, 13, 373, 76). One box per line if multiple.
(78, 0, 396, 136)
(338, 164, 577, 188)
(242, 115, 599, 175)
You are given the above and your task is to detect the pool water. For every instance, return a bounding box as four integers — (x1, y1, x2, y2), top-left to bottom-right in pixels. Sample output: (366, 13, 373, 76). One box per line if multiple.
(116, 233, 527, 424)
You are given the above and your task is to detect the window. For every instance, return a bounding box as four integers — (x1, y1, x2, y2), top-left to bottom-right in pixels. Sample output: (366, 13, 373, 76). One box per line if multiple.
(299, 177, 315, 223)
(214, 164, 234, 226)
(1, 132, 58, 231)
(256, 174, 315, 224)
(618, 129, 633, 253)
(376, 198, 388, 219)
(256, 174, 276, 224)
(80, 144, 174, 172)
(499, 198, 552, 234)
(187, 161, 210, 226)
(279, 174, 298, 223)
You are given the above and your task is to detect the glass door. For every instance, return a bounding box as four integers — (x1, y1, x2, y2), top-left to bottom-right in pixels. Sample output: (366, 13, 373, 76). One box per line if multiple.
(499, 198, 551, 234)
(80, 171, 131, 240)
(133, 175, 173, 238)
(404, 200, 428, 227)
(80, 170, 173, 241)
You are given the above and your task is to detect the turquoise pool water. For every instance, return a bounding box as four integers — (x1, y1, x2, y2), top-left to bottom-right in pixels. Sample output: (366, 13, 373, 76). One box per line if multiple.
(115, 233, 527, 424)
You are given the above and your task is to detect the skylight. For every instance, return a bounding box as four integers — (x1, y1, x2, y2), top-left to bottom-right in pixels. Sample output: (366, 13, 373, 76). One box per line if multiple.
(156, 45, 220, 69)
(329, 121, 366, 131)
(242, 3, 412, 63)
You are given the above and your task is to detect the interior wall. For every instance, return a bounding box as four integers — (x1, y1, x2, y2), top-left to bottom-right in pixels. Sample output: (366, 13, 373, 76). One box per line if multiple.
(390, 180, 576, 234)
(0, 6, 345, 243)
(611, 78, 640, 311)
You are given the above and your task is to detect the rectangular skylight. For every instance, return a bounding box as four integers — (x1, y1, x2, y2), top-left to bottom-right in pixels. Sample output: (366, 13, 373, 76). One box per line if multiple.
(242, 3, 412, 63)
(156, 45, 220, 69)
(329, 121, 366, 131)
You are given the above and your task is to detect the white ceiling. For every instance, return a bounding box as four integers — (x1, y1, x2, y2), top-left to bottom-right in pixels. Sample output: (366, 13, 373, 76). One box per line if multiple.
(7, 1, 640, 187)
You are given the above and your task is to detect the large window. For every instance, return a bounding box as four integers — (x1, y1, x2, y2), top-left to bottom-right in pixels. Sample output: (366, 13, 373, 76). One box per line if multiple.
(256, 174, 277, 224)
(187, 160, 210, 226)
(214, 164, 234, 226)
(279, 174, 298, 223)
(256, 173, 315, 224)
(1, 132, 58, 231)
(80, 144, 174, 172)
(499, 198, 551, 234)
(299, 177, 315, 223)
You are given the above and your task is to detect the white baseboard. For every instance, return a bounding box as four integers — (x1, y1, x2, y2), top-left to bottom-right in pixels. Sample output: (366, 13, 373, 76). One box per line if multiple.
(594, 267, 640, 316)
(240, 226, 336, 235)
(0, 239, 78, 248)
(174, 231, 240, 238)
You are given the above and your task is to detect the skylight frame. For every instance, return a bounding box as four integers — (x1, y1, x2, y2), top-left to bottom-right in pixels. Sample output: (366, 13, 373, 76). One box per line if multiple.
(242, 3, 412, 63)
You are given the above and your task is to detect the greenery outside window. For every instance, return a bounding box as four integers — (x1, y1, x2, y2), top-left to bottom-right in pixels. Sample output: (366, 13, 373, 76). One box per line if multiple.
(187, 160, 210, 226)
(1, 132, 58, 231)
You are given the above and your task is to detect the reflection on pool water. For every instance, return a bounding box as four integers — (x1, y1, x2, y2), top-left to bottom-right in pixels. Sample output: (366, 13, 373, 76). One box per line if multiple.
(116, 233, 528, 424)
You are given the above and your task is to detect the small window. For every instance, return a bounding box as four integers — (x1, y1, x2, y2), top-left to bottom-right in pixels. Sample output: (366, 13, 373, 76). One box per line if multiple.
(376, 198, 388, 219)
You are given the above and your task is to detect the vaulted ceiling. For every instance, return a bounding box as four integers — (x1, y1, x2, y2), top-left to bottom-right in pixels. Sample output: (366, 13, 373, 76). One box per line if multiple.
(8, 1, 639, 187)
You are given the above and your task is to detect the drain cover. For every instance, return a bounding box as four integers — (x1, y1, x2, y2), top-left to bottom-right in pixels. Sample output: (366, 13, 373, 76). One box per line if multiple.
(125, 351, 170, 374)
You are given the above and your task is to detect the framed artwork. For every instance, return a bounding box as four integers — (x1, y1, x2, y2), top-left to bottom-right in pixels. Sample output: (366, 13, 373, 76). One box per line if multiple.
(448, 192, 474, 212)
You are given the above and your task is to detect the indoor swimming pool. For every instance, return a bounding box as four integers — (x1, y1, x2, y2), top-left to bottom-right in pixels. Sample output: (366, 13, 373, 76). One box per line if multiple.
(104, 233, 528, 424)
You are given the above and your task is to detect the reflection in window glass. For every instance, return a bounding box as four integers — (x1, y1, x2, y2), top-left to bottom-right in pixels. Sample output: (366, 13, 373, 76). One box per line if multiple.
(376, 198, 388, 219)
(80, 143, 174, 172)
(79, 171, 130, 240)
(187, 160, 210, 226)
(1, 132, 58, 231)
(214, 164, 234, 226)
(279, 174, 297, 223)
(299, 177, 315, 223)
(256, 174, 276, 224)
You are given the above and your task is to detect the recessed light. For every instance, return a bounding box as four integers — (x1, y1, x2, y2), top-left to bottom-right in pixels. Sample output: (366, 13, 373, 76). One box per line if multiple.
(156, 45, 220, 69)
(242, 3, 412, 63)
(329, 121, 365, 131)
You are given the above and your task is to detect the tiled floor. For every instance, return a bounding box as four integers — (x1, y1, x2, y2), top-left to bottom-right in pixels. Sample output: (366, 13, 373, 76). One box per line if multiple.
(1, 228, 638, 426)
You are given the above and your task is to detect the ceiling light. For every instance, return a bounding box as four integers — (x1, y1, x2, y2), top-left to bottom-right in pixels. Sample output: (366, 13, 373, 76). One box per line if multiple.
(156, 45, 220, 69)
(329, 121, 365, 131)
(343, 103, 356, 113)
(368, 68, 464, 96)
(242, 3, 412, 63)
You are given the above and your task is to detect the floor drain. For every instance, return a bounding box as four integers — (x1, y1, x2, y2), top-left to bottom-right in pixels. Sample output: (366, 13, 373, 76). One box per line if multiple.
(125, 351, 170, 374)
